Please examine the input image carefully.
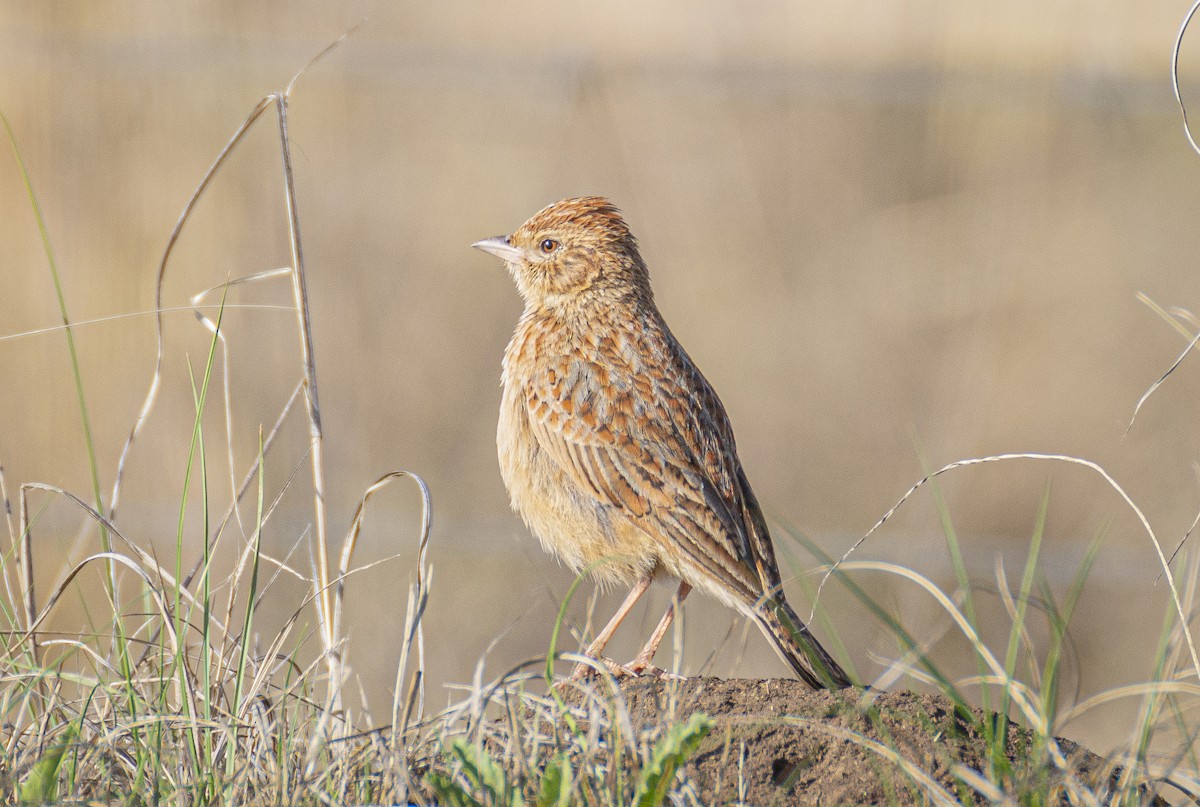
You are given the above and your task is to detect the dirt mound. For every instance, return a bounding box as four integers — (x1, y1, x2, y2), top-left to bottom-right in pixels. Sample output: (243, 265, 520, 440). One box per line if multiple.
(609, 676, 1144, 806)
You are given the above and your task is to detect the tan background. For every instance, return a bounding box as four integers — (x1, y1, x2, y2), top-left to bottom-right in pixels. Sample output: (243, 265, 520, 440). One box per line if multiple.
(2, 2, 1200, 752)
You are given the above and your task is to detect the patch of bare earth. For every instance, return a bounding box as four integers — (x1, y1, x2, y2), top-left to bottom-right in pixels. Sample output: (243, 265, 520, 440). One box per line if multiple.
(604, 676, 1154, 806)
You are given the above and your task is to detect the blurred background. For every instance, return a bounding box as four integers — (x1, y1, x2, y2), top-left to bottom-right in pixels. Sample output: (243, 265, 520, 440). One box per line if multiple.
(2, 2, 1200, 752)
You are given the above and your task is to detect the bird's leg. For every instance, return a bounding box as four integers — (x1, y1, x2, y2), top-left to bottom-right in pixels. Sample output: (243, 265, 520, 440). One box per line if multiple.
(571, 574, 653, 680)
(625, 581, 692, 675)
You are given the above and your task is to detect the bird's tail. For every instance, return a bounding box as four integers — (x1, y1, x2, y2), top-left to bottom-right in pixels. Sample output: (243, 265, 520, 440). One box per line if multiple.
(758, 597, 854, 690)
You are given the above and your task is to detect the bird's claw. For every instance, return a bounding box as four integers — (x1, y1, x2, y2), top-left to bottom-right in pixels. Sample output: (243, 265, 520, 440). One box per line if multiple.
(564, 656, 683, 683)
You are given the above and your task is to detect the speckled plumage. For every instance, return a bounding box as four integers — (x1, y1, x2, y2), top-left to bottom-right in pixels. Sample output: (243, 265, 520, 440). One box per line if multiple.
(475, 196, 852, 689)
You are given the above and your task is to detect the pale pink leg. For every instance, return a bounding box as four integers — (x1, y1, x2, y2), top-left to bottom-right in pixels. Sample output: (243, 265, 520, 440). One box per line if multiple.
(571, 574, 653, 679)
(626, 581, 692, 674)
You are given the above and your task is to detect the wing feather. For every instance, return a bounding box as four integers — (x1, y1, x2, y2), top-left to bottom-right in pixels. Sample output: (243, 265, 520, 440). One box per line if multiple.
(522, 334, 768, 602)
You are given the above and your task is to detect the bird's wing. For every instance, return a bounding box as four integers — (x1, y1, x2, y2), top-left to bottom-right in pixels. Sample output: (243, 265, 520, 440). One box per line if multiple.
(524, 333, 768, 601)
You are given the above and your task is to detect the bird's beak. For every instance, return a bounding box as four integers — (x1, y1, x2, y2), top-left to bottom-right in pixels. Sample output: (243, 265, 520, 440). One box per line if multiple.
(471, 236, 523, 264)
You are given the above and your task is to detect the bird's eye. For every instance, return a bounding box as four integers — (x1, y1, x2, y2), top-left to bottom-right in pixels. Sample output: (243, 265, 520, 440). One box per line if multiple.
(539, 238, 559, 254)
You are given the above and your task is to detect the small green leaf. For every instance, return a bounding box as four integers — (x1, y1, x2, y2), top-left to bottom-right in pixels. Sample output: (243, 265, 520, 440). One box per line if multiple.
(19, 722, 77, 805)
(633, 713, 713, 807)
(442, 739, 526, 807)
(450, 739, 516, 805)
(427, 771, 485, 807)
(536, 753, 572, 807)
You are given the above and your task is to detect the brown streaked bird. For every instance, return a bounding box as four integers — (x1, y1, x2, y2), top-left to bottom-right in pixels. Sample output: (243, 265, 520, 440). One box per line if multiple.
(473, 196, 853, 690)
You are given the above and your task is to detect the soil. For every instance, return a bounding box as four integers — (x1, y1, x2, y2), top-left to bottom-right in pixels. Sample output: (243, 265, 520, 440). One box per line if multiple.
(605, 676, 1152, 806)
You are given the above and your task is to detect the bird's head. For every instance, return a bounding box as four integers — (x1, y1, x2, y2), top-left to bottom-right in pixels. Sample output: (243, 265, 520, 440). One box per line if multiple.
(473, 196, 650, 311)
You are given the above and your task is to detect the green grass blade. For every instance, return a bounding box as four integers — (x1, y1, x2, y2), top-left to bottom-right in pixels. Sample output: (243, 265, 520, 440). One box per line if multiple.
(993, 480, 1050, 780)
(0, 107, 138, 702)
(632, 713, 713, 807)
(1040, 527, 1102, 731)
(170, 288, 226, 779)
(185, 360, 215, 789)
(0, 110, 106, 543)
(228, 428, 266, 782)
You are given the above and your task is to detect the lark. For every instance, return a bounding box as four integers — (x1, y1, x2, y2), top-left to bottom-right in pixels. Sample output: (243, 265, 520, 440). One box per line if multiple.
(473, 196, 852, 689)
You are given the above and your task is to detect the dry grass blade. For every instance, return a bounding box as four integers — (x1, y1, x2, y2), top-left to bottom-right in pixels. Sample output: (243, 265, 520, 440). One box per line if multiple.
(269, 30, 370, 740)
(1060, 681, 1200, 727)
(273, 90, 336, 690)
(20, 482, 226, 631)
(993, 555, 1041, 691)
(948, 764, 1015, 805)
(1126, 327, 1200, 435)
(838, 560, 1043, 724)
(19, 550, 202, 760)
(304, 470, 433, 779)
(1173, 0, 1200, 159)
(870, 661, 1109, 804)
(16, 485, 38, 666)
(0, 305, 294, 345)
(363, 473, 434, 765)
(332, 471, 432, 657)
(1136, 292, 1196, 342)
(0, 460, 20, 626)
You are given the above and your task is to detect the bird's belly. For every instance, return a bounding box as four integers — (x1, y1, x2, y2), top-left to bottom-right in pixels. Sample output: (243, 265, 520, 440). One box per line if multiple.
(497, 385, 656, 588)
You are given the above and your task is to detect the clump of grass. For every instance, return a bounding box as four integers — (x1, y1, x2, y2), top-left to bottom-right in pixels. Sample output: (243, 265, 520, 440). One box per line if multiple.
(425, 677, 713, 807)
(0, 38, 442, 804)
(785, 451, 1200, 804)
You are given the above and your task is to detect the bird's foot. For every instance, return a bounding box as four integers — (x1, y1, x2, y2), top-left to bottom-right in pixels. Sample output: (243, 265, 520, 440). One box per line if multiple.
(621, 647, 683, 678)
(564, 655, 683, 682)
(621, 657, 685, 680)
(566, 656, 626, 682)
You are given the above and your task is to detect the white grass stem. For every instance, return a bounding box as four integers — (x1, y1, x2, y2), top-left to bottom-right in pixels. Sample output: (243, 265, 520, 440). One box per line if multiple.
(1172, 0, 1200, 159)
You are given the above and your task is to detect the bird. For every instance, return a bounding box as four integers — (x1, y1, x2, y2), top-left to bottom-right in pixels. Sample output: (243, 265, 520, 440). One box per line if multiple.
(472, 196, 853, 689)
